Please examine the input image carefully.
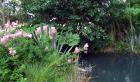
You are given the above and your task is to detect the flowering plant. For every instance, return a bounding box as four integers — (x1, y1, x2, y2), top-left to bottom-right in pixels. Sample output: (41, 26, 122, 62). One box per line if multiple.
(0, 21, 90, 81)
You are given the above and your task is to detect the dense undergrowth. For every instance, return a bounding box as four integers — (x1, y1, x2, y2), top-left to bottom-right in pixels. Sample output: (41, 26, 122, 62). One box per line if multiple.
(0, 23, 88, 82)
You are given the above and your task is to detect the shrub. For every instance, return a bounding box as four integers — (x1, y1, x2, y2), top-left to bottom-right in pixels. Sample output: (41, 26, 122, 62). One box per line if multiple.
(0, 45, 26, 82)
(0, 24, 81, 82)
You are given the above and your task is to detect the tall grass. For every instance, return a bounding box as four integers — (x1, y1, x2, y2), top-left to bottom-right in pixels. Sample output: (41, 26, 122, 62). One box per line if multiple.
(25, 51, 75, 82)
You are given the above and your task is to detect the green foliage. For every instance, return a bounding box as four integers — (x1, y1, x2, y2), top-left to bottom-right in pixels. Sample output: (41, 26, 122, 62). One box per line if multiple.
(0, 10, 4, 25)
(0, 24, 80, 81)
(114, 41, 130, 53)
(0, 45, 8, 55)
(53, 22, 110, 50)
(21, 0, 111, 50)
(8, 37, 44, 63)
(58, 32, 80, 46)
(109, 0, 126, 17)
(0, 45, 26, 82)
(21, 0, 105, 22)
(25, 51, 73, 82)
(17, 24, 35, 33)
(0, 0, 24, 21)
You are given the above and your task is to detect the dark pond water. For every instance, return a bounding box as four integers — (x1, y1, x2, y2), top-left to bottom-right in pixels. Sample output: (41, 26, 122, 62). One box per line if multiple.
(80, 53, 140, 82)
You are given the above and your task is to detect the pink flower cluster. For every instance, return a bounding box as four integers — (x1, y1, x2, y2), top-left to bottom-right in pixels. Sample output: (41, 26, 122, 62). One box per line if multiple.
(35, 25, 48, 34)
(50, 27, 57, 34)
(0, 30, 32, 45)
(69, 43, 89, 63)
(15, 30, 32, 38)
(73, 43, 89, 54)
(35, 25, 57, 39)
(4, 20, 18, 29)
(49, 27, 57, 39)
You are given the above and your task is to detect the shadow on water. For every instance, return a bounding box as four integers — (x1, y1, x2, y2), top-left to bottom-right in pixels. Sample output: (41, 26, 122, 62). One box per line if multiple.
(80, 53, 140, 82)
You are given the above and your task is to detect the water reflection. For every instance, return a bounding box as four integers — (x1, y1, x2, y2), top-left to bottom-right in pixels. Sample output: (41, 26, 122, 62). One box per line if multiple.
(80, 54, 140, 82)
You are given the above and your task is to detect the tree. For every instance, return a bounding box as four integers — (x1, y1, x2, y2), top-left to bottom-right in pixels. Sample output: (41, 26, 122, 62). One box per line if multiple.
(0, 0, 5, 26)
(0, 0, 23, 24)
(21, 0, 109, 23)
(21, 0, 111, 50)
(21, 0, 140, 51)
(125, 0, 140, 51)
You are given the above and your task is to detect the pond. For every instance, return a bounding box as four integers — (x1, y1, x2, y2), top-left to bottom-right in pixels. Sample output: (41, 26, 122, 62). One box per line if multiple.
(80, 53, 140, 82)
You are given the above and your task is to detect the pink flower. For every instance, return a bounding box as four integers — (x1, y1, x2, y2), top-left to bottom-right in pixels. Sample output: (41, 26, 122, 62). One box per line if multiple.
(22, 33, 26, 37)
(4, 20, 11, 28)
(3, 35, 10, 39)
(35, 27, 41, 34)
(84, 43, 89, 50)
(74, 47, 80, 54)
(50, 27, 57, 34)
(0, 38, 6, 44)
(49, 27, 57, 39)
(26, 34, 32, 38)
(11, 22, 18, 27)
(0, 37, 9, 44)
(0, 34, 11, 44)
(43, 25, 48, 31)
(23, 33, 32, 38)
(15, 30, 23, 37)
(9, 34, 16, 39)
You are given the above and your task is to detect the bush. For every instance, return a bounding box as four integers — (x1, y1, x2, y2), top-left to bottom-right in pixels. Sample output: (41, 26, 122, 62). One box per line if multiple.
(0, 24, 81, 82)
(0, 45, 26, 82)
